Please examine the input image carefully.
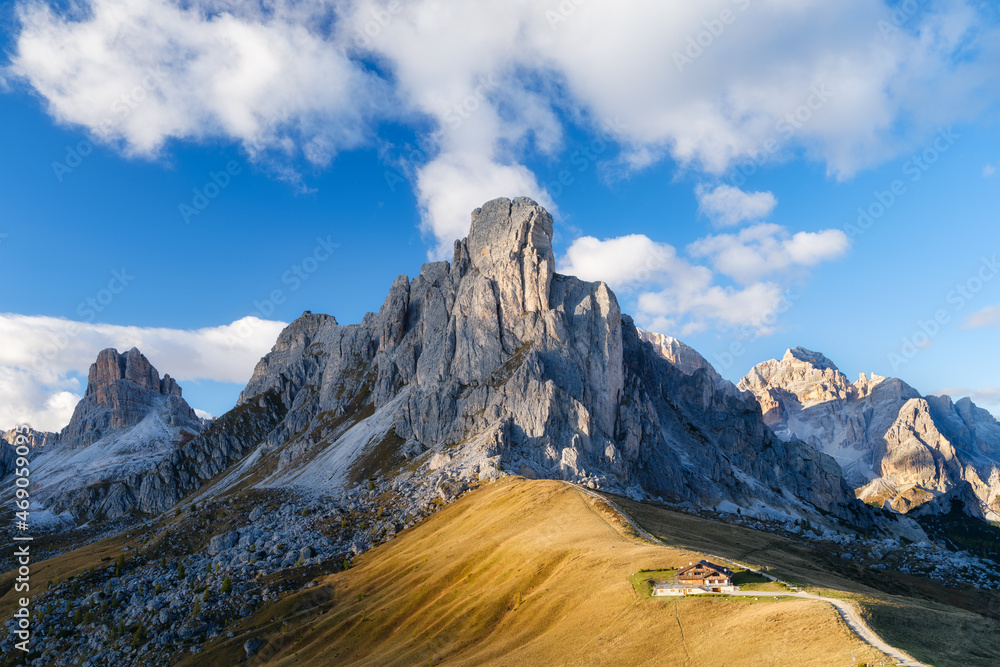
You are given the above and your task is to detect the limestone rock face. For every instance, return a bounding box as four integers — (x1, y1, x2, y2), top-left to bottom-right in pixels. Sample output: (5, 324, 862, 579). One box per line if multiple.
(60, 347, 195, 449)
(740, 348, 1000, 518)
(30, 199, 873, 530)
(19, 348, 204, 521)
(227, 197, 866, 527)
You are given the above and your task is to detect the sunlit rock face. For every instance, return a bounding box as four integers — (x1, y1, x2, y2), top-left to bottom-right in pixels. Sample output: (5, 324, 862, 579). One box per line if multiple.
(233, 197, 868, 527)
(740, 348, 1000, 518)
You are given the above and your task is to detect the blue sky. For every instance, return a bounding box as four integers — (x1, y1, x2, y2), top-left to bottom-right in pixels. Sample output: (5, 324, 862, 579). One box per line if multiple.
(0, 0, 998, 429)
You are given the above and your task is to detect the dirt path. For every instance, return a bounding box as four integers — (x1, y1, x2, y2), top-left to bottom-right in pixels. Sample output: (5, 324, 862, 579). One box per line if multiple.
(580, 487, 929, 667)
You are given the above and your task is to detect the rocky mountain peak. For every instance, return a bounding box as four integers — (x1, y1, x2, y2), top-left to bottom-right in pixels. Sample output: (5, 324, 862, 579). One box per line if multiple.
(461, 196, 554, 314)
(62, 347, 197, 449)
(740, 346, 1000, 518)
(86, 347, 182, 401)
(225, 197, 873, 532)
(782, 346, 839, 371)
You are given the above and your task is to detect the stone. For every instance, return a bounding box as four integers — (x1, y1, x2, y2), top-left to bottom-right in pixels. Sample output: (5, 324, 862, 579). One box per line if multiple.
(428, 452, 451, 471)
(244, 638, 263, 657)
(208, 530, 239, 556)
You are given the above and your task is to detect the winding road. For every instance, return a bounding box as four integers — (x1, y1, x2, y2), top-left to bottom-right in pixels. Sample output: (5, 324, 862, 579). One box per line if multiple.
(581, 488, 929, 667)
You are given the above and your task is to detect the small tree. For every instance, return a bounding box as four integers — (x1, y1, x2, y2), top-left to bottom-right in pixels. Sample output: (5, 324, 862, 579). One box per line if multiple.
(177, 563, 186, 578)
(191, 599, 201, 618)
(115, 554, 126, 575)
(154, 582, 162, 595)
(221, 575, 232, 595)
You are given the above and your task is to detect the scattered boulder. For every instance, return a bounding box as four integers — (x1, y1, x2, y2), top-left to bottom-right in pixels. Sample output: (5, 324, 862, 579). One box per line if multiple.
(244, 638, 263, 657)
(208, 530, 238, 556)
(428, 452, 452, 471)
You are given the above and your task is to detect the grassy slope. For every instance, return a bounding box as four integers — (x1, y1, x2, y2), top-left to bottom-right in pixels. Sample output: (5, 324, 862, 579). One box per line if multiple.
(615, 495, 1000, 667)
(186, 478, 888, 667)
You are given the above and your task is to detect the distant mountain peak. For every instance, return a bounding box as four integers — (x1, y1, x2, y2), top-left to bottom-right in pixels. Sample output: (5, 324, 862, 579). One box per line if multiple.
(782, 346, 840, 371)
(86, 347, 183, 400)
(741, 347, 1000, 519)
(62, 347, 197, 450)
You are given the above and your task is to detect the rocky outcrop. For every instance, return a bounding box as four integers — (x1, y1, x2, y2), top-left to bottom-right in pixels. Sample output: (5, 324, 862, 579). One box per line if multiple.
(227, 197, 868, 527)
(19, 348, 205, 521)
(0, 427, 58, 479)
(740, 347, 1000, 518)
(16, 201, 881, 531)
(60, 347, 196, 449)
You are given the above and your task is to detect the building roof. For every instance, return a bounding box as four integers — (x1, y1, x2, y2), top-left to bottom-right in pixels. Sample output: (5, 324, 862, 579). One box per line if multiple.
(676, 560, 733, 579)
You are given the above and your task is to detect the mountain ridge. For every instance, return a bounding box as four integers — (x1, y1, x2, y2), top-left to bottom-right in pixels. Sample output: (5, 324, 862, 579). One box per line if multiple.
(739, 346, 1000, 519)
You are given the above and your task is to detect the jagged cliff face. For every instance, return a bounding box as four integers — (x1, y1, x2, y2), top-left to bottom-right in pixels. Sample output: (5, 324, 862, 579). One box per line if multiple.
(228, 197, 866, 526)
(636, 330, 738, 398)
(740, 347, 1000, 518)
(17, 348, 204, 521)
(0, 428, 57, 480)
(60, 347, 196, 449)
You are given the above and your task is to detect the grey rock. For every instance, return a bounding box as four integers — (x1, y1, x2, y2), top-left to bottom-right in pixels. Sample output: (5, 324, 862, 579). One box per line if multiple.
(244, 638, 263, 657)
(21, 348, 204, 522)
(208, 530, 239, 556)
(62, 347, 198, 448)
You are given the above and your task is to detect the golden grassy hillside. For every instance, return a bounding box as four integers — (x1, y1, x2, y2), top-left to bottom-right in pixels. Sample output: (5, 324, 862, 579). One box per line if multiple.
(189, 478, 889, 666)
(616, 495, 1000, 667)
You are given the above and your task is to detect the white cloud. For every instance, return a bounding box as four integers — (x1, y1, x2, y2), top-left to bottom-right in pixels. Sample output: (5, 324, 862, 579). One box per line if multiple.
(687, 223, 850, 284)
(695, 184, 777, 227)
(415, 152, 556, 259)
(985, 164, 997, 178)
(9, 0, 1000, 255)
(556, 232, 801, 337)
(557, 234, 678, 288)
(194, 408, 215, 420)
(637, 277, 786, 337)
(9, 0, 389, 162)
(962, 303, 1000, 329)
(0, 314, 286, 432)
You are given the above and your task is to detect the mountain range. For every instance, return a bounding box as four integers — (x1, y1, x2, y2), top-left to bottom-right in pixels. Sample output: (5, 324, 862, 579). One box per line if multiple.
(4, 197, 887, 532)
(740, 347, 1000, 519)
(4, 197, 1000, 665)
(4, 198, 999, 539)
